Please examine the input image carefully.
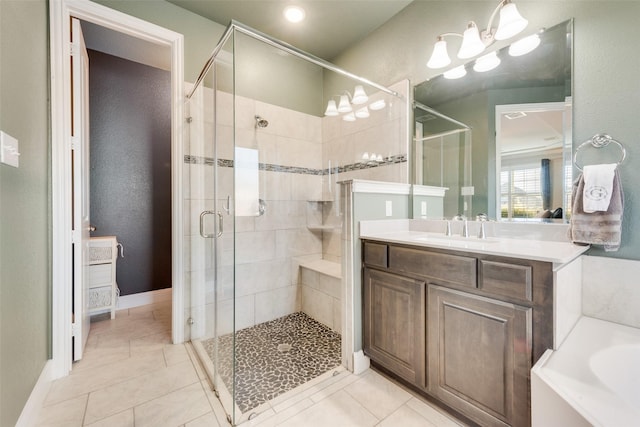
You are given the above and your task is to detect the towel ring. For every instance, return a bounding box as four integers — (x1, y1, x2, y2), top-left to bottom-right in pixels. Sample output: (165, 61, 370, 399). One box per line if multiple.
(573, 133, 626, 171)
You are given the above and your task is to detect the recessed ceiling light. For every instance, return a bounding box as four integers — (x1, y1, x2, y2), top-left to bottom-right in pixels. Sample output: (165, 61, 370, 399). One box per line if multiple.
(283, 5, 305, 23)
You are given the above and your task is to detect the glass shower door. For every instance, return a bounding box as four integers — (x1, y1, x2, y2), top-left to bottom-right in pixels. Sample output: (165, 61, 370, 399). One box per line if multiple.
(187, 32, 238, 424)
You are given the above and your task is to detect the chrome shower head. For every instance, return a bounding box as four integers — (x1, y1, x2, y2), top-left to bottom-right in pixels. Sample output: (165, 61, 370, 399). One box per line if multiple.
(255, 115, 269, 128)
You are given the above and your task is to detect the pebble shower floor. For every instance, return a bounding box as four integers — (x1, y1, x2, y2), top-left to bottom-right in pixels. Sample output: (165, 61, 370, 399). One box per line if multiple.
(201, 312, 342, 413)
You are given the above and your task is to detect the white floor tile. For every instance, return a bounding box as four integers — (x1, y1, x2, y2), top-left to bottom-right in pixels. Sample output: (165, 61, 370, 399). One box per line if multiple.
(377, 405, 437, 427)
(34, 394, 87, 427)
(277, 390, 379, 427)
(406, 397, 464, 427)
(344, 370, 412, 419)
(84, 408, 134, 427)
(133, 382, 212, 427)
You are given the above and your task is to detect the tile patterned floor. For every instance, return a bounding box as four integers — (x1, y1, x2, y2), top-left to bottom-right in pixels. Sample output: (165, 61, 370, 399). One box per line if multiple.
(35, 301, 465, 427)
(201, 312, 341, 413)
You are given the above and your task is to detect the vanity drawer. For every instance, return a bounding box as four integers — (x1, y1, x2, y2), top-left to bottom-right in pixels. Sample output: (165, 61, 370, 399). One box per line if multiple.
(364, 242, 388, 269)
(388, 246, 476, 288)
(479, 260, 533, 302)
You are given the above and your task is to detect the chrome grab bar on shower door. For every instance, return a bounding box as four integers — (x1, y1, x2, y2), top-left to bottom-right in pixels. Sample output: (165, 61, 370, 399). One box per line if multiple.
(199, 210, 223, 238)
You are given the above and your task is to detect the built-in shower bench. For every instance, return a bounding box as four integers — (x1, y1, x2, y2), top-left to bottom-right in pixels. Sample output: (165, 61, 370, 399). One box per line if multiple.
(297, 259, 342, 333)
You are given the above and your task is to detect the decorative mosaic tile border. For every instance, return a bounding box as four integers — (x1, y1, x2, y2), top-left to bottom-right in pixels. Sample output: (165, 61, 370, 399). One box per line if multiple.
(184, 153, 406, 175)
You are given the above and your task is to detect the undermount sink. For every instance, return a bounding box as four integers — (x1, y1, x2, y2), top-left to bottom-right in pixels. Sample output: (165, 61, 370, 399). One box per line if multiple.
(410, 233, 499, 245)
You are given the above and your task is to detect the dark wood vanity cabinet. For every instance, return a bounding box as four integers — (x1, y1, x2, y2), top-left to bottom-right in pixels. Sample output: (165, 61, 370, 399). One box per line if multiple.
(363, 268, 426, 386)
(362, 240, 553, 427)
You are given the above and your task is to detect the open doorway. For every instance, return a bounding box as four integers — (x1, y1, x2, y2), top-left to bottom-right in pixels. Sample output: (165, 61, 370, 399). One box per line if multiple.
(50, 0, 184, 378)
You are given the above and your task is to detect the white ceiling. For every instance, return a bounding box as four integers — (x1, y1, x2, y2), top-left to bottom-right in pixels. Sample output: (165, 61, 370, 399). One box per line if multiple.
(500, 109, 564, 156)
(166, 0, 413, 60)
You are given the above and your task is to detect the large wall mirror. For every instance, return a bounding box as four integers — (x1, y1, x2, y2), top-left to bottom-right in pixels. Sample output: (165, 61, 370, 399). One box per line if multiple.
(413, 19, 573, 221)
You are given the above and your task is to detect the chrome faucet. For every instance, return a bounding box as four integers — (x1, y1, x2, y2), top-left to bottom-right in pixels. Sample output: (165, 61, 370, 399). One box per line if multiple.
(476, 213, 488, 239)
(461, 219, 469, 238)
(452, 215, 468, 238)
(445, 220, 452, 236)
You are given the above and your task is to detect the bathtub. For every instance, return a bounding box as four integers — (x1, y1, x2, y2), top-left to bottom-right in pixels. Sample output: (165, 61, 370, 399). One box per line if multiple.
(532, 316, 640, 427)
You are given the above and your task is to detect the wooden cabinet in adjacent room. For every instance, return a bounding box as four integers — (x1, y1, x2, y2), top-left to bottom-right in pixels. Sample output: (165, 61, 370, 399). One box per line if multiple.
(363, 268, 426, 387)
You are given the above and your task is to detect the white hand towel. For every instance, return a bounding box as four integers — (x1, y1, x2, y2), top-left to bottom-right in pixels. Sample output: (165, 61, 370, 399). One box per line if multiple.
(582, 163, 617, 213)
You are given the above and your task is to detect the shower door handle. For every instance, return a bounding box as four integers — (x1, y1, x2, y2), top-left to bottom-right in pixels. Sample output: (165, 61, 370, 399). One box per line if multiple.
(216, 212, 223, 237)
(199, 210, 216, 238)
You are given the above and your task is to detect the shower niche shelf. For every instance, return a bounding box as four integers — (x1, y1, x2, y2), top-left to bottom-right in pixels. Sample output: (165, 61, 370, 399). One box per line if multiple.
(306, 200, 342, 232)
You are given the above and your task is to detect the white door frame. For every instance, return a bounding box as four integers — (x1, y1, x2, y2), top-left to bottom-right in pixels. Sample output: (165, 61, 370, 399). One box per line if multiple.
(50, 0, 184, 379)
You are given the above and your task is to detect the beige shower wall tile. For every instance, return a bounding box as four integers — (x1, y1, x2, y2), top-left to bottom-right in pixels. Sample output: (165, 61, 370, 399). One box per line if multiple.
(254, 285, 299, 324)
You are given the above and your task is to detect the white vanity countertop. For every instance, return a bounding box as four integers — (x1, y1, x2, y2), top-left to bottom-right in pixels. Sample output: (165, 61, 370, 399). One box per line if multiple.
(359, 219, 590, 264)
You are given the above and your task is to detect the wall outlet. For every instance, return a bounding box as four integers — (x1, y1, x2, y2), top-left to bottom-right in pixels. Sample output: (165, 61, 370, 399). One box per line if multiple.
(0, 131, 20, 168)
(421, 201, 427, 216)
(461, 186, 475, 196)
(385, 200, 392, 217)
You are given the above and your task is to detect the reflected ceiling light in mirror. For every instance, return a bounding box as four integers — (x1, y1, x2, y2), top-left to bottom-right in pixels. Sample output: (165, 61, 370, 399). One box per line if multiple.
(337, 95, 352, 113)
(352, 85, 368, 104)
(508, 33, 541, 56)
(473, 51, 501, 72)
(369, 99, 386, 110)
(355, 106, 370, 118)
(324, 100, 339, 116)
(426, 0, 528, 69)
(283, 5, 305, 23)
(443, 65, 467, 79)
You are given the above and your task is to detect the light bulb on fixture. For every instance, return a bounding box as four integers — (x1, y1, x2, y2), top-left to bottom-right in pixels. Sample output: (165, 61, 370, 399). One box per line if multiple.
(351, 86, 368, 104)
(458, 22, 486, 59)
(443, 65, 467, 79)
(324, 100, 339, 116)
(427, 37, 451, 69)
(337, 95, 352, 113)
(473, 51, 501, 72)
(494, 1, 528, 40)
(508, 33, 540, 56)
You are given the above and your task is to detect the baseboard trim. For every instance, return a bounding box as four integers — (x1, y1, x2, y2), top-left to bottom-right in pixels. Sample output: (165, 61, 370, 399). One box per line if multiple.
(117, 288, 172, 310)
(352, 350, 370, 375)
(16, 360, 53, 427)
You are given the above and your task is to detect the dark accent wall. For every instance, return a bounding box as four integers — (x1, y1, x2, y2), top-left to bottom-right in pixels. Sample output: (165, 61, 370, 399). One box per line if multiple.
(88, 49, 172, 296)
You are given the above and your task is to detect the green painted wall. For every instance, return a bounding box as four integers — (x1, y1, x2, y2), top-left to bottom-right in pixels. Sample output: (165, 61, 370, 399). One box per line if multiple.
(97, 0, 324, 115)
(333, 1, 640, 260)
(0, 1, 51, 425)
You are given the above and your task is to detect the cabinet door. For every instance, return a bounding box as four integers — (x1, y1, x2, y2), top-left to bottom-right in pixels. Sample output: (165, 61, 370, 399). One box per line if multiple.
(428, 285, 532, 427)
(363, 268, 426, 387)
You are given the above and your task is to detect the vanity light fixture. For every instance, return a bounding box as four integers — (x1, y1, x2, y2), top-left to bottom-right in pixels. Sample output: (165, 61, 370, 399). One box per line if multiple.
(324, 100, 339, 116)
(343, 112, 356, 122)
(337, 94, 352, 113)
(508, 33, 541, 56)
(351, 85, 368, 104)
(426, 0, 528, 69)
(324, 85, 371, 117)
(355, 106, 370, 119)
(473, 51, 501, 72)
(283, 5, 305, 23)
(443, 65, 467, 79)
(369, 99, 386, 111)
